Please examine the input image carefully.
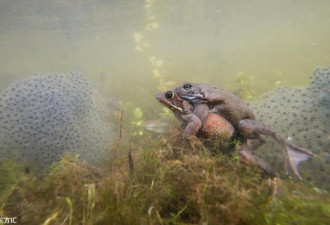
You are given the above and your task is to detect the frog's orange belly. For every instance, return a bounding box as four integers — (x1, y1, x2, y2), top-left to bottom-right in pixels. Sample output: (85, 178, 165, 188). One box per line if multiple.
(200, 113, 235, 141)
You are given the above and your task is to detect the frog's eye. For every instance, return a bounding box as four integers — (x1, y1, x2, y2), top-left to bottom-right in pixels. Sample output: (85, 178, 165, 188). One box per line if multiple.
(165, 91, 174, 99)
(182, 83, 192, 91)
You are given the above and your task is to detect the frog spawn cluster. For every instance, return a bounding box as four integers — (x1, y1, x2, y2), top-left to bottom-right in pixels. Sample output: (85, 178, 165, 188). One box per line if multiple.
(250, 67, 329, 189)
(0, 72, 114, 168)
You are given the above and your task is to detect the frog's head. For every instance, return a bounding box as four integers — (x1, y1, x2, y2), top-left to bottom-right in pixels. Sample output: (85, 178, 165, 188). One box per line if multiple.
(175, 82, 204, 102)
(156, 90, 192, 114)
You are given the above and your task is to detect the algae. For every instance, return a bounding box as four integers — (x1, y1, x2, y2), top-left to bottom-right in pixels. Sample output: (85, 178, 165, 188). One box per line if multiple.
(0, 128, 329, 225)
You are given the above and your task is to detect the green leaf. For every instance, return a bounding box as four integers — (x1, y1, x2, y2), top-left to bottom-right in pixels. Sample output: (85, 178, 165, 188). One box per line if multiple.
(134, 108, 143, 119)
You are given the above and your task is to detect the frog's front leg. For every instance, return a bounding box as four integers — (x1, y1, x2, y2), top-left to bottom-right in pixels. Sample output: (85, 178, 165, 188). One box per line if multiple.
(181, 113, 202, 139)
(192, 103, 210, 123)
(238, 119, 314, 179)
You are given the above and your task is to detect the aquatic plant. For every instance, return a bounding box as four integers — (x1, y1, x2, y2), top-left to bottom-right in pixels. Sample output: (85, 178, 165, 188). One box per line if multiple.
(1, 129, 329, 225)
(133, 0, 177, 91)
(131, 107, 144, 136)
(235, 71, 258, 100)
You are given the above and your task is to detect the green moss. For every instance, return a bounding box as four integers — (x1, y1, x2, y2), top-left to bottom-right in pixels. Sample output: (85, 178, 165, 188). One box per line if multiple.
(261, 181, 330, 225)
(0, 134, 329, 225)
(0, 158, 23, 215)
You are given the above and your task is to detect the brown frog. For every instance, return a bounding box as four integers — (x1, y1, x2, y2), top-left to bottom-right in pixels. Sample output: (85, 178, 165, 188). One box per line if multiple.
(156, 90, 279, 177)
(174, 82, 315, 179)
(156, 90, 201, 139)
(156, 90, 236, 140)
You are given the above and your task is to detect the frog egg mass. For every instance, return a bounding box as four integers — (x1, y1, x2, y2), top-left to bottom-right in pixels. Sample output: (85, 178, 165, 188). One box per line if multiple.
(250, 67, 329, 189)
(0, 72, 115, 168)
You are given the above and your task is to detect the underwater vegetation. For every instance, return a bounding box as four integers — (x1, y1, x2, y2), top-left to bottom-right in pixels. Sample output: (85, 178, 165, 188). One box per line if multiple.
(0, 72, 115, 168)
(0, 132, 329, 225)
(234, 71, 258, 101)
(249, 67, 330, 190)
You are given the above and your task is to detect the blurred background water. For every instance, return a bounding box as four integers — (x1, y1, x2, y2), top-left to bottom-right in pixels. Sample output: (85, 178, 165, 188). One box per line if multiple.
(1, 0, 329, 104)
(0, 0, 329, 172)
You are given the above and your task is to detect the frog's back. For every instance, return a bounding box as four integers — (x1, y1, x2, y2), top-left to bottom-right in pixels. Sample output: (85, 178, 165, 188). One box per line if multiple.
(206, 87, 256, 126)
(177, 82, 255, 126)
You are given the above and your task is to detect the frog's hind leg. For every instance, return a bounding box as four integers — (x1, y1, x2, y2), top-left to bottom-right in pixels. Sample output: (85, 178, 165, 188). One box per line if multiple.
(246, 136, 266, 150)
(238, 119, 314, 179)
(238, 146, 279, 178)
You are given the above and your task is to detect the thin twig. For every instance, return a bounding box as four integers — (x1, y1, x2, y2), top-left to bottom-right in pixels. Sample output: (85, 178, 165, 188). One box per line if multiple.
(113, 109, 123, 162)
(128, 141, 134, 179)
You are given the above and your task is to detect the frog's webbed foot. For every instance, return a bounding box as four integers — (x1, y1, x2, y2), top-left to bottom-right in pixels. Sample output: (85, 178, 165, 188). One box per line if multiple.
(283, 140, 314, 179)
(238, 119, 314, 179)
(238, 146, 279, 178)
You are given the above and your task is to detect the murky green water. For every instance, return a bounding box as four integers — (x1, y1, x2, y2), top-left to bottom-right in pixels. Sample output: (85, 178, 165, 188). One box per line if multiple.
(1, 0, 330, 166)
(1, 0, 330, 101)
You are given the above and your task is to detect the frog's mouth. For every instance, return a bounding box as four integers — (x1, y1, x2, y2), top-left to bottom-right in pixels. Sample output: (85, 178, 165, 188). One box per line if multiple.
(180, 95, 196, 100)
(180, 94, 204, 104)
(164, 99, 183, 113)
(156, 92, 183, 113)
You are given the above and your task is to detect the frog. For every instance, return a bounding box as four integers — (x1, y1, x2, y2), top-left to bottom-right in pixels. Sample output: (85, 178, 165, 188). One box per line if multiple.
(156, 90, 202, 139)
(156, 90, 236, 141)
(156, 90, 279, 177)
(174, 82, 315, 179)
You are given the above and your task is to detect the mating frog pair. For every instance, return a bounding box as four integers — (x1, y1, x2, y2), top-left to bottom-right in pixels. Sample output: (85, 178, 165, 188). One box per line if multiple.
(156, 82, 315, 179)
